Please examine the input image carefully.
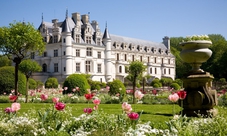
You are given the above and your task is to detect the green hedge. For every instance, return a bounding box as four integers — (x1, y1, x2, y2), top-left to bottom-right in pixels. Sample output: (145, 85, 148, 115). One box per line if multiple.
(0, 66, 26, 95)
(63, 74, 90, 95)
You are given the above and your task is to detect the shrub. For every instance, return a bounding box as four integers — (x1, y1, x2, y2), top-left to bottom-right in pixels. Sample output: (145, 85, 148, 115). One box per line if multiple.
(0, 66, 26, 95)
(28, 78, 37, 89)
(45, 77, 58, 88)
(89, 80, 101, 91)
(108, 79, 126, 96)
(63, 74, 90, 95)
(170, 83, 181, 90)
(151, 78, 162, 87)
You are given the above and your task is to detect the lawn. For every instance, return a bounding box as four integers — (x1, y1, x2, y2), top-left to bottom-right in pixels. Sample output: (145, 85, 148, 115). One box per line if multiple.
(0, 103, 181, 127)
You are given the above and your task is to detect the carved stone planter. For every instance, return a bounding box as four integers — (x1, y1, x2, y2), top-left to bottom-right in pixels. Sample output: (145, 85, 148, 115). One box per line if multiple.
(180, 40, 212, 72)
(179, 40, 217, 117)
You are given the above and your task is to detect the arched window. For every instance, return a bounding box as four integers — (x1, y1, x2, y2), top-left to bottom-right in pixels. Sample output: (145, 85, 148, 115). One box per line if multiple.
(42, 64, 47, 72)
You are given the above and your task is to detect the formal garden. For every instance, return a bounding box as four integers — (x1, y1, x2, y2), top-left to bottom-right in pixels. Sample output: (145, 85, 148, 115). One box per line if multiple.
(1, 22, 227, 136)
(0, 74, 227, 135)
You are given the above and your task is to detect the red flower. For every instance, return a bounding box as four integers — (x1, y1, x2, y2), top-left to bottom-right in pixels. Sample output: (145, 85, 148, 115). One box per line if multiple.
(84, 93, 94, 100)
(83, 108, 92, 114)
(9, 95, 18, 102)
(127, 112, 139, 120)
(55, 102, 65, 111)
(177, 90, 187, 100)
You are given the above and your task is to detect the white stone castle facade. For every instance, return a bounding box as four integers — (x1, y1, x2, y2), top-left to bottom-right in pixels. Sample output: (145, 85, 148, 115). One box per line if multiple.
(32, 11, 175, 83)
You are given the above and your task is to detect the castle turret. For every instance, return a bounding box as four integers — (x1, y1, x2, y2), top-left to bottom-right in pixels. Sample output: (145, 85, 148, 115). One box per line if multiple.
(61, 9, 73, 75)
(103, 24, 112, 82)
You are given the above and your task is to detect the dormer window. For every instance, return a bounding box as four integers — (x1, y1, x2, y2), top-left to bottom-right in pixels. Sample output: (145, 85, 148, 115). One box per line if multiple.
(76, 35, 80, 43)
(86, 36, 91, 44)
(42, 28, 45, 33)
(54, 35, 58, 43)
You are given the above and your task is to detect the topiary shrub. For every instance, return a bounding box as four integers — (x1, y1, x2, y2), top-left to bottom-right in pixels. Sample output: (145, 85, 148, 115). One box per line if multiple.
(151, 78, 162, 88)
(170, 83, 181, 90)
(90, 81, 101, 91)
(0, 66, 26, 95)
(108, 79, 126, 96)
(45, 77, 58, 88)
(63, 74, 90, 96)
(28, 78, 37, 89)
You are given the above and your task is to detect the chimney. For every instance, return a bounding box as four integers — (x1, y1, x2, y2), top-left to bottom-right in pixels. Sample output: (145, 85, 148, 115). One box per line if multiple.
(81, 14, 89, 24)
(52, 19, 58, 24)
(163, 36, 170, 50)
(72, 12, 80, 22)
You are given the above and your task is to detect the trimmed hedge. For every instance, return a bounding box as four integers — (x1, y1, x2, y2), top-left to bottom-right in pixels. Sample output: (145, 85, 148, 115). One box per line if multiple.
(108, 79, 126, 96)
(0, 66, 26, 95)
(45, 77, 58, 88)
(63, 74, 90, 96)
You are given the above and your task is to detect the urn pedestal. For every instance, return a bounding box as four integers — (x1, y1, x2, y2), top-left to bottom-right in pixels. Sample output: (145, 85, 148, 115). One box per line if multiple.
(179, 40, 217, 117)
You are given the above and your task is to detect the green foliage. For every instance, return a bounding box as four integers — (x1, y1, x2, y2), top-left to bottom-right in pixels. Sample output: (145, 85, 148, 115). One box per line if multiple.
(160, 77, 173, 87)
(28, 78, 37, 89)
(0, 21, 45, 58)
(63, 74, 90, 95)
(0, 66, 26, 95)
(151, 78, 162, 88)
(173, 79, 183, 88)
(45, 77, 59, 88)
(0, 55, 11, 67)
(36, 80, 44, 89)
(108, 79, 126, 96)
(89, 80, 101, 91)
(170, 83, 181, 90)
(19, 59, 41, 78)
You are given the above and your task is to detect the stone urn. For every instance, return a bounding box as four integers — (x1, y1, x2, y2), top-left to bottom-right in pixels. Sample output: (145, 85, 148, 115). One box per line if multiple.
(179, 40, 217, 117)
(179, 40, 212, 73)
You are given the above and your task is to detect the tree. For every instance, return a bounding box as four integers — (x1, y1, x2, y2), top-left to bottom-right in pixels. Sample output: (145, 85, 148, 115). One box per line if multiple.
(19, 59, 41, 102)
(202, 34, 227, 78)
(126, 61, 146, 104)
(0, 21, 45, 96)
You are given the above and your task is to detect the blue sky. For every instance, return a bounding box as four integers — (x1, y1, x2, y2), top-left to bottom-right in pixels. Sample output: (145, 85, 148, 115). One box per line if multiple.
(1, 0, 227, 42)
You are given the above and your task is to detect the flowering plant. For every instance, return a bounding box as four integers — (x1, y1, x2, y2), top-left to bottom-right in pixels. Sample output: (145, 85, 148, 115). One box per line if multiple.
(182, 35, 211, 42)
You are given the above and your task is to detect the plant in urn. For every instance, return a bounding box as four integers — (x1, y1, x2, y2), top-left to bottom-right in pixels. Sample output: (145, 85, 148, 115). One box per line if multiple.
(179, 35, 217, 117)
(179, 35, 212, 73)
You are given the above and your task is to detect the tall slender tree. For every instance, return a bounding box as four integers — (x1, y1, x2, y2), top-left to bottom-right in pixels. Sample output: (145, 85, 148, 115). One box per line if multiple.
(0, 21, 45, 97)
(19, 59, 42, 102)
(126, 61, 146, 104)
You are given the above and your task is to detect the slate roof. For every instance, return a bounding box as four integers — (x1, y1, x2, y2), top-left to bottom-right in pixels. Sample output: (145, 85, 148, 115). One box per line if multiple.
(110, 34, 167, 49)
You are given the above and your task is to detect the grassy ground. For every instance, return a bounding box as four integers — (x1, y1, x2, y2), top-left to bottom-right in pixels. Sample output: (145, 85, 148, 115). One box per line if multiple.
(0, 103, 181, 126)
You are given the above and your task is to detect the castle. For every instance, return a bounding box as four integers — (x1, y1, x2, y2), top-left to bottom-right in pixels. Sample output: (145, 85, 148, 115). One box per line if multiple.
(32, 11, 175, 83)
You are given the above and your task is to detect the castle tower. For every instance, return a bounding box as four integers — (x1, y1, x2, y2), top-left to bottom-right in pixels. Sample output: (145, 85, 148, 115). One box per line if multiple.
(103, 24, 112, 82)
(61, 9, 73, 75)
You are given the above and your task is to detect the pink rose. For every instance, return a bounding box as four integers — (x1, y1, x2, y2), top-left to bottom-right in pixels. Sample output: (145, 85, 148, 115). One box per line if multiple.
(168, 93, 179, 102)
(134, 90, 144, 100)
(52, 97, 59, 103)
(9, 95, 18, 102)
(4, 107, 12, 114)
(64, 87, 68, 90)
(55, 102, 65, 111)
(93, 98, 101, 105)
(11, 102, 20, 112)
(177, 90, 187, 100)
(122, 102, 132, 113)
(40, 94, 48, 101)
(83, 108, 92, 114)
(93, 105, 98, 110)
(127, 112, 139, 120)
